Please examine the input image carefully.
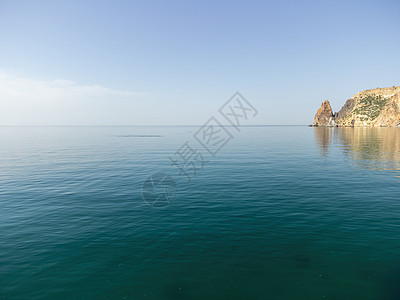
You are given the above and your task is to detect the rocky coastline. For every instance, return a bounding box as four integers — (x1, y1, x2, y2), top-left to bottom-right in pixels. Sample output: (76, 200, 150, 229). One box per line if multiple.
(312, 86, 400, 127)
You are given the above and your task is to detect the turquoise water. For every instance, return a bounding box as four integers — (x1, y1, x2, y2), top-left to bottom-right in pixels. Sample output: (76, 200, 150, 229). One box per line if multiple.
(0, 126, 399, 299)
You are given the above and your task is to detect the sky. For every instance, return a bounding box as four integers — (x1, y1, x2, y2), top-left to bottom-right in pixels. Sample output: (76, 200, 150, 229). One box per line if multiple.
(0, 0, 399, 125)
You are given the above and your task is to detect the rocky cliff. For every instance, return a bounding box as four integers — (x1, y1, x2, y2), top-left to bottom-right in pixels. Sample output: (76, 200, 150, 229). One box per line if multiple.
(313, 100, 334, 126)
(313, 86, 400, 127)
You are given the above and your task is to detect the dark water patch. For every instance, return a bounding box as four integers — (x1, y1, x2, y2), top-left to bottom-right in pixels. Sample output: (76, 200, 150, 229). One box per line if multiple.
(114, 134, 163, 138)
(292, 252, 313, 268)
(164, 282, 187, 299)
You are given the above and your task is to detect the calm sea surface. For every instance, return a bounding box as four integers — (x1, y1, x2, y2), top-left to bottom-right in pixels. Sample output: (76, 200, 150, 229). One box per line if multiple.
(0, 126, 399, 299)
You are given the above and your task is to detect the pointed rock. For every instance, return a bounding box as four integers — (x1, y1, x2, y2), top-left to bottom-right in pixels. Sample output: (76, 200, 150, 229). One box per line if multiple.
(313, 100, 334, 126)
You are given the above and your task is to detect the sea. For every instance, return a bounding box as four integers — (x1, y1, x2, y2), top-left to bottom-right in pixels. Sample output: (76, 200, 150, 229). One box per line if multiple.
(0, 126, 399, 299)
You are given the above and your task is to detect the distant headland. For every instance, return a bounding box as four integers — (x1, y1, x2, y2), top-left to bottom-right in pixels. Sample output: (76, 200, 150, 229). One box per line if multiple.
(312, 86, 400, 127)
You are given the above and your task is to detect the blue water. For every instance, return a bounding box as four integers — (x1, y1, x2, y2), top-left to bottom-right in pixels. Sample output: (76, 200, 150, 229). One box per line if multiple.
(0, 126, 399, 299)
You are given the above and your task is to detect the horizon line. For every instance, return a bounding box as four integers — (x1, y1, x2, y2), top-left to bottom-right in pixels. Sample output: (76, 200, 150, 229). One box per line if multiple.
(0, 124, 310, 127)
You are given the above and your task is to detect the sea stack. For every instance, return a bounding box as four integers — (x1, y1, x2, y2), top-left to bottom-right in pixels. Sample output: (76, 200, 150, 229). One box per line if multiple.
(313, 100, 336, 127)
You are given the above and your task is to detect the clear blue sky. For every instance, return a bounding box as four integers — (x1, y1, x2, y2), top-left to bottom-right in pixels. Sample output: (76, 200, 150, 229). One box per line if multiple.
(0, 0, 399, 125)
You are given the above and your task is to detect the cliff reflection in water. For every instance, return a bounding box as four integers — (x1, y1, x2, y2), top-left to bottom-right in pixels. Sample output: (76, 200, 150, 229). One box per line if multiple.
(314, 127, 400, 173)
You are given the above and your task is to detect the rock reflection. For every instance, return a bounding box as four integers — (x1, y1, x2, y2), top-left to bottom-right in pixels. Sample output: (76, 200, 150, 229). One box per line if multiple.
(314, 127, 335, 157)
(314, 127, 400, 173)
